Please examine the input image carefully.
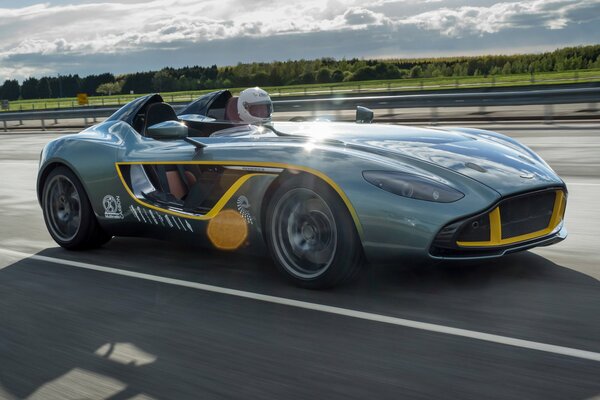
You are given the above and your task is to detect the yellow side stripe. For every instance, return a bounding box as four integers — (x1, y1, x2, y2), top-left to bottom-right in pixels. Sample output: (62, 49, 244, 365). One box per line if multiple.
(457, 190, 565, 247)
(115, 164, 266, 221)
(114, 161, 364, 237)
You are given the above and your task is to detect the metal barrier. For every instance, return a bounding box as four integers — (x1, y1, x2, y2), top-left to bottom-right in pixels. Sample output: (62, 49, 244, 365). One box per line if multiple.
(1, 86, 599, 131)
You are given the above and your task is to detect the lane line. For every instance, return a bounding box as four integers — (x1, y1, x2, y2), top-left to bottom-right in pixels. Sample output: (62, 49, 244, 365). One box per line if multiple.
(1, 247, 599, 363)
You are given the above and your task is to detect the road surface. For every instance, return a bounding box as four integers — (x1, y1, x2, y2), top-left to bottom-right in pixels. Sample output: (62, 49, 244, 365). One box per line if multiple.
(0, 124, 599, 399)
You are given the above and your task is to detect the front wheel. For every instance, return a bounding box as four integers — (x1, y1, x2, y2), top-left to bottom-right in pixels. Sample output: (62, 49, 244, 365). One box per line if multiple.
(265, 177, 364, 289)
(42, 166, 111, 250)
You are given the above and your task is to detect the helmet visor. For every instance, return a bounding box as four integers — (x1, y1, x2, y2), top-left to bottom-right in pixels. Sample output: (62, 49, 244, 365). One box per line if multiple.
(245, 101, 272, 118)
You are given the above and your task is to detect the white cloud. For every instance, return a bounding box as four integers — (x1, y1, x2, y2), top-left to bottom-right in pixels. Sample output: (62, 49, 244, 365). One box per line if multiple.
(343, 7, 389, 25)
(0, 64, 53, 82)
(0, 0, 598, 81)
(0, 0, 390, 59)
(402, 0, 600, 37)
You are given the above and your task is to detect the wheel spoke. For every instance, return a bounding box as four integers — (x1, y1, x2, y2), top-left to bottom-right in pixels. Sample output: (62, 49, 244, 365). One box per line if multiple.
(70, 189, 80, 204)
(56, 178, 66, 196)
(67, 216, 80, 235)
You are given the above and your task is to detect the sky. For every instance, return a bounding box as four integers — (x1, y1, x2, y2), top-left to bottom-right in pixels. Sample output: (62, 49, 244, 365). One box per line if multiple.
(1, 0, 600, 82)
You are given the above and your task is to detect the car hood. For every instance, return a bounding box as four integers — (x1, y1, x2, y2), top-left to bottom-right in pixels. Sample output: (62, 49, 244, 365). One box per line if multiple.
(273, 122, 563, 196)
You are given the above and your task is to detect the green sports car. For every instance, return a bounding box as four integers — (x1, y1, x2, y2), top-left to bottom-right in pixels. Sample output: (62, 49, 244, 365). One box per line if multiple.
(37, 90, 567, 288)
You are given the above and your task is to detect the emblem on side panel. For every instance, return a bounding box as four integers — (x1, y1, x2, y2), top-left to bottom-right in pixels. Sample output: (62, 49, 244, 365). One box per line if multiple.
(103, 195, 124, 219)
(237, 195, 254, 224)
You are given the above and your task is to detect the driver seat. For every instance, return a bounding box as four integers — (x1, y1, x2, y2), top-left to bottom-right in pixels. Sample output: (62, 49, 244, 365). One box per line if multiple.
(143, 102, 178, 136)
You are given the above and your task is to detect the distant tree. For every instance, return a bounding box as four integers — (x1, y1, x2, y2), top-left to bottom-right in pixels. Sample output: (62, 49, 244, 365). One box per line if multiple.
(501, 62, 512, 75)
(38, 77, 52, 98)
(409, 65, 423, 78)
(1, 79, 20, 100)
(121, 72, 154, 94)
(21, 77, 39, 99)
(251, 71, 270, 86)
(175, 76, 197, 91)
(268, 68, 283, 86)
(206, 64, 219, 81)
(316, 67, 332, 83)
(80, 73, 115, 95)
(53, 75, 81, 97)
(331, 69, 345, 82)
(152, 69, 177, 92)
(350, 66, 377, 81)
(298, 71, 315, 84)
(381, 64, 403, 79)
(453, 63, 468, 76)
(96, 82, 122, 96)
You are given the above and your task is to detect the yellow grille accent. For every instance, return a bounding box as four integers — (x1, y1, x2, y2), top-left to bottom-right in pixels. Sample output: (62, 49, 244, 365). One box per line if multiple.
(457, 190, 565, 247)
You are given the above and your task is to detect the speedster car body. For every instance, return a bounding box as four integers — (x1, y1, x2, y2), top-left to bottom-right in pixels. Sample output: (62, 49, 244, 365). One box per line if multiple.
(37, 90, 567, 288)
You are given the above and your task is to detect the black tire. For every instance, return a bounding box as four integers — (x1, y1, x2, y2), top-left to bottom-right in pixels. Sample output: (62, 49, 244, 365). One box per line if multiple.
(265, 175, 364, 289)
(42, 166, 111, 250)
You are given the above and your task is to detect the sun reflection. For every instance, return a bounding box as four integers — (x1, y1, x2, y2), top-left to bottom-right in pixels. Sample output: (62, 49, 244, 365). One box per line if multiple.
(304, 141, 316, 152)
(207, 209, 248, 250)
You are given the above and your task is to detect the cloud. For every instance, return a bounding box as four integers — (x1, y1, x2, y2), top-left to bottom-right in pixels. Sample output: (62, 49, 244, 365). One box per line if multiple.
(0, 0, 599, 81)
(0, 0, 394, 63)
(343, 7, 389, 25)
(402, 0, 600, 37)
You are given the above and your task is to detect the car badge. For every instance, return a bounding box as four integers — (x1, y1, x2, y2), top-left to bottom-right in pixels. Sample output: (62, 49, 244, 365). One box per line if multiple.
(520, 172, 535, 179)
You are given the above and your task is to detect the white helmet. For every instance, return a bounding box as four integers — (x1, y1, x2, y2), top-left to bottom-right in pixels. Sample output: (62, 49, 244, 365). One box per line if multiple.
(237, 87, 273, 124)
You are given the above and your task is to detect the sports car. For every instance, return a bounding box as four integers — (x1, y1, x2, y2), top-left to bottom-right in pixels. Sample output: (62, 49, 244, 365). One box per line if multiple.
(37, 90, 567, 288)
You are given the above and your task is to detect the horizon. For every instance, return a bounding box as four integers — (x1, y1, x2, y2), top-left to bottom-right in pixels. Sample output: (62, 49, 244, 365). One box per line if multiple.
(2, 0, 600, 82)
(5, 43, 599, 84)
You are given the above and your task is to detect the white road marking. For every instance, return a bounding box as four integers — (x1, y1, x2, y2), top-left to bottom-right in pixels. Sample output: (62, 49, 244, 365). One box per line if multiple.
(1, 247, 599, 363)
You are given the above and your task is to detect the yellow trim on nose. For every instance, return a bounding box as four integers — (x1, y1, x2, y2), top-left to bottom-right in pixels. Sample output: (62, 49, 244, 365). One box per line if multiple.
(457, 190, 565, 247)
(489, 207, 502, 243)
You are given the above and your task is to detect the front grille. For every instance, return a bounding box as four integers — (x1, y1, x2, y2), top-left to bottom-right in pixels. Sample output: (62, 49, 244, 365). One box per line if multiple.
(431, 188, 566, 255)
(500, 191, 555, 239)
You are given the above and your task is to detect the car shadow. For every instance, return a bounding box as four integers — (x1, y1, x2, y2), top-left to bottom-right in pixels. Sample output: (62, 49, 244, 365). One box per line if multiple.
(28, 237, 600, 347)
(0, 240, 599, 399)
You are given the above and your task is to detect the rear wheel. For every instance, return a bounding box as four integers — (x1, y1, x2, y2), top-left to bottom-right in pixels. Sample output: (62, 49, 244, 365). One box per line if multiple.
(266, 177, 363, 289)
(42, 166, 111, 250)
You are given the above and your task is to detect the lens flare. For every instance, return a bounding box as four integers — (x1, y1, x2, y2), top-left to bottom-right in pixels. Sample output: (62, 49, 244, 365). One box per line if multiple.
(206, 209, 248, 250)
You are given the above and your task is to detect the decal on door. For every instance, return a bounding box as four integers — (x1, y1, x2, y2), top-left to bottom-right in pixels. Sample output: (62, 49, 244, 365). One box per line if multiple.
(237, 195, 254, 225)
(103, 195, 124, 219)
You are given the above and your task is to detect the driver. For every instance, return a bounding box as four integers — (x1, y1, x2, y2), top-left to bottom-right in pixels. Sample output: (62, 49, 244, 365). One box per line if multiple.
(236, 87, 273, 125)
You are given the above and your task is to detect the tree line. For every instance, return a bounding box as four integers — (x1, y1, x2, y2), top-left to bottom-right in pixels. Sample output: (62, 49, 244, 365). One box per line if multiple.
(1, 44, 599, 101)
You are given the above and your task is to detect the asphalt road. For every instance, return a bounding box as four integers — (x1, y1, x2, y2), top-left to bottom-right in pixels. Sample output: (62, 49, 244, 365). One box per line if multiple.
(0, 124, 599, 399)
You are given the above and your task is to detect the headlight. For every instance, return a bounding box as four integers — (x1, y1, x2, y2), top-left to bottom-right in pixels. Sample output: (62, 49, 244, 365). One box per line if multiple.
(363, 171, 464, 203)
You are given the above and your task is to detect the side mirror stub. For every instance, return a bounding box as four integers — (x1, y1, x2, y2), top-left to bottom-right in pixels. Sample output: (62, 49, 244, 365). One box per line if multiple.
(356, 106, 374, 124)
(146, 120, 188, 140)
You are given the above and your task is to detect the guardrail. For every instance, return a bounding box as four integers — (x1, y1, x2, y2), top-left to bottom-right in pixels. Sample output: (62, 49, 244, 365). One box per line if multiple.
(1, 86, 599, 131)
(2, 72, 599, 112)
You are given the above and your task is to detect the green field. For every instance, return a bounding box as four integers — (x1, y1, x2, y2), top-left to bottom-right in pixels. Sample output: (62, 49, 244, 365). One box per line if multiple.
(3, 68, 599, 113)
